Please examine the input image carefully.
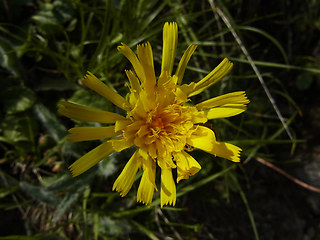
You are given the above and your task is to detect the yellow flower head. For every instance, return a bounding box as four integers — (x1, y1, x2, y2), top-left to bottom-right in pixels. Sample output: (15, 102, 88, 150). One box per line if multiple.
(59, 22, 249, 207)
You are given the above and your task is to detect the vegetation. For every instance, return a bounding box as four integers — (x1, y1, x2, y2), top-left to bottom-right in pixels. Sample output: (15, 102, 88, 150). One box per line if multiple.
(1, 0, 320, 239)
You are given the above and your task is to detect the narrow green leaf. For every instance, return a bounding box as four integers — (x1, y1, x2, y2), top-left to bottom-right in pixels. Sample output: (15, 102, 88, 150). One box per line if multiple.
(177, 165, 235, 198)
(131, 220, 160, 240)
(230, 57, 320, 74)
(230, 175, 260, 240)
(238, 26, 289, 65)
(0, 236, 41, 240)
(93, 213, 99, 240)
(0, 186, 18, 198)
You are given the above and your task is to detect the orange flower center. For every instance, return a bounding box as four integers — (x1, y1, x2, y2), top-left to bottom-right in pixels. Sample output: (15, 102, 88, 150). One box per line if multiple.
(149, 116, 164, 132)
(122, 87, 207, 162)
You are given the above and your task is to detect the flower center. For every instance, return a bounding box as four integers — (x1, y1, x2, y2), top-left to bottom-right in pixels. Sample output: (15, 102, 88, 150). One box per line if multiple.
(150, 117, 164, 132)
(123, 89, 207, 160)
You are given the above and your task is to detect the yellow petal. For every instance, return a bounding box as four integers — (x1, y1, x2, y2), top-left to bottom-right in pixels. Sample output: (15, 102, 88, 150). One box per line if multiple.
(137, 42, 156, 93)
(112, 150, 141, 197)
(174, 86, 188, 104)
(175, 44, 197, 85)
(139, 88, 156, 113)
(174, 151, 201, 183)
(137, 151, 157, 205)
(196, 91, 249, 109)
(58, 101, 125, 123)
(179, 81, 196, 96)
(157, 70, 172, 89)
(110, 137, 133, 152)
(131, 99, 148, 119)
(67, 126, 120, 142)
(210, 141, 241, 162)
(118, 43, 146, 83)
(201, 105, 247, 119)
(115, 119, 132, 132)
(187, 58, 233, 97)
(157, 151, 176, 169)
(125, 69, 141, 94)
(160, 167, 176, 207)
(137, 124, 149, 138)
(147, 142, 157, 159)
(123, 120, 145, 139)
(69, 140, 114, 177)
(161, 22, 178, 77)
(187, 126, 241, 162)
(81, 72, 130, 110)
(187, 125, 216, 149)
(197, 91, 249, 119)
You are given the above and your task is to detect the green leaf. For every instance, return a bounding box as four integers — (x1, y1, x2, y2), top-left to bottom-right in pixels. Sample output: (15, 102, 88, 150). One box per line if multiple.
(34, 103, 67, 142)
(45, 166, 98, 192)
(0, 37, 23, 78)
(19, 181, 60, 205)
(1, 87, 36, 114)
(31, 0, 75, 35)
(35, 77, 77, 91)
(98, 152, 118, 178)
(52, 192, 79, 222)
(1, 114, 38, 144)
(96, 216, 132, 236)
(0, 114, 38, 159)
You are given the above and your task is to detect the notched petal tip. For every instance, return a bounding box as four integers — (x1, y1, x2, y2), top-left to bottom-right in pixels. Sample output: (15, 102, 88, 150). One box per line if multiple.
(196, 91, 250, 110)
(196, 91, 250, 119)
(160, 168, 176, 207)
(117, 42, 127, 51)
(80, 71, 96, 85)
(78, 71, 130, 111)
(214, 141, 242, 162)
(137, 154, 157, 206)
(161, 22, 178, 77)
(112, 151, 141, 197)
(67, 141, 115, 178)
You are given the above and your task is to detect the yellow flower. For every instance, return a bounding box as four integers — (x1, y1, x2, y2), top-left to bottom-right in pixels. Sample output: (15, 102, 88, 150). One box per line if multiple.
(58, 22, 249, 207)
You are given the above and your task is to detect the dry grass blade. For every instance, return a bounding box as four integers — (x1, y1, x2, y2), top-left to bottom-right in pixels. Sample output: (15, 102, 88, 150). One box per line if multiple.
(256, 158, 320, 193)
(208, 0, 293, 140)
